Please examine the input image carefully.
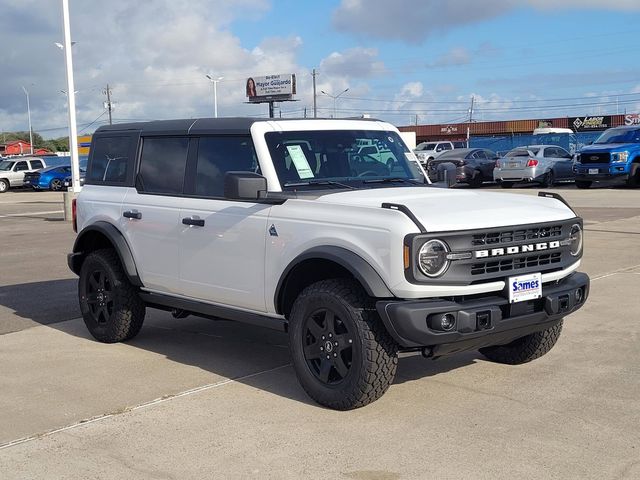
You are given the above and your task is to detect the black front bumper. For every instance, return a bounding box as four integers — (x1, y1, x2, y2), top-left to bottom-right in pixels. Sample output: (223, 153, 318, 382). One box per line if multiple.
(376, 272, 590, 355)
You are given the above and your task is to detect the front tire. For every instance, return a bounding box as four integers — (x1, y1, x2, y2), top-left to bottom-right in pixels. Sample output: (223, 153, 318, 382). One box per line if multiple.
(79, 249, 146, 343)
(626, 164, 640, 187)
(500, 181, 514, 189)
(0, 179, 9, 193)
(289, 279, 398, 410)
(479, 321, 563, 365)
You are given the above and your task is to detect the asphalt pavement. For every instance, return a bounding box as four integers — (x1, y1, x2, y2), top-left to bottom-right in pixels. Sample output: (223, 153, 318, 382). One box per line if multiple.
(0, 187, 639, 480)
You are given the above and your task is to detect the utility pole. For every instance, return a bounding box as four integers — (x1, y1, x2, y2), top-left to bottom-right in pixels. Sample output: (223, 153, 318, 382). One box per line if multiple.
(103, 84, 113, 125)
(312, 68, 317, 118)
(466, 95, 475, 147)
(21, 86, 34, 154)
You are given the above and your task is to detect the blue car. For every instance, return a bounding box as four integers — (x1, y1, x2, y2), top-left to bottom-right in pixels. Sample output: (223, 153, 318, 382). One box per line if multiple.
(574, 125, 640, 188)
(23, 165, 86, 191)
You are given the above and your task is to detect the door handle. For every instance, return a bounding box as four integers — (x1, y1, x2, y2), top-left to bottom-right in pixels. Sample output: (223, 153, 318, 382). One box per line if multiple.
(123, 210, 142, 220)
(182, 217, 205, 227)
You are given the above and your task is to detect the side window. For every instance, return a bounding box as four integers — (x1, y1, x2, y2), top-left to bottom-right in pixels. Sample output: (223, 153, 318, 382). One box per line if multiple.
(194, 136, 257, 198)
(15, 161, 28, 172)
(556, 147, 570, 158)
(30, 160, 43, 169)
(543, 148, 557, 158)
(139, 137, 189, 195)
(88, 136, 133, 184)
(473, 150, 486, 159)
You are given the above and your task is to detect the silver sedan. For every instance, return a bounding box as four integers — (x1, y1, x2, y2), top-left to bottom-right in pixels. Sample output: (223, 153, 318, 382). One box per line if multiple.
(493, 145, 575, 188)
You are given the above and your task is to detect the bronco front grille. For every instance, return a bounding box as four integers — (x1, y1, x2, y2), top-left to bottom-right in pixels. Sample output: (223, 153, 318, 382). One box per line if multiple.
(579, 153, 610, 164)
(471, 252, 562, 276)
(472, 225, 563, 246)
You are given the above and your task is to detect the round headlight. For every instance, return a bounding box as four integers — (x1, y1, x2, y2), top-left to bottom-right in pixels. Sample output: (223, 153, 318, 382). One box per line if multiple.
(418, 239, 450, 277)
(569, 224, 583, 256)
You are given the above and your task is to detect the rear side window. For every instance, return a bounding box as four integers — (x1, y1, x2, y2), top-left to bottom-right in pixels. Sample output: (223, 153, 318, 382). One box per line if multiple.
(138, 137, 189, 194)
(30, 160, 44, 169)
(88, 136, 133, 184)
(193, 136, 257, 197)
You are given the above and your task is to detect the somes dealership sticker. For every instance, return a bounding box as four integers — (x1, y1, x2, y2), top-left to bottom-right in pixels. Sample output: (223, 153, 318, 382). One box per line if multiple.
(508, 272, 542, 303)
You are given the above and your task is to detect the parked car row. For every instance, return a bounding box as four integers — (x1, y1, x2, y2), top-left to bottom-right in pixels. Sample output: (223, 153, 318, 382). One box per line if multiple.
(418, 125, 640, 189)
(0, 156, 84, 193)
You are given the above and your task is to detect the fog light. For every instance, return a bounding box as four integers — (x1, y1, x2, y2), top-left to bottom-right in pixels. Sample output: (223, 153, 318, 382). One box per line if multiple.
(429, 313, 456, 332)
(575, 288, 584, 304)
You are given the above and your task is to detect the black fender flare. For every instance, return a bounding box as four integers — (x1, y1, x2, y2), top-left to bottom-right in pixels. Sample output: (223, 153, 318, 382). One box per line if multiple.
(275, 246, 394, 313)
(69, 221, 142, 286)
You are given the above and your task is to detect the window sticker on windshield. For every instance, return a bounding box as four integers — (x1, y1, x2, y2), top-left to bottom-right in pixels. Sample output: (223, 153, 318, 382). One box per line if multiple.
(286, 145, 314, 179)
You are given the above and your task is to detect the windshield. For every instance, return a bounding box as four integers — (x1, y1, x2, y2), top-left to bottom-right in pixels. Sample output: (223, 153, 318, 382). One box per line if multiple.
(0, 161, 15, 171)
(594, 128, 640, 145)
(264, 130, 424, 190)
(415, 143, 436, 151)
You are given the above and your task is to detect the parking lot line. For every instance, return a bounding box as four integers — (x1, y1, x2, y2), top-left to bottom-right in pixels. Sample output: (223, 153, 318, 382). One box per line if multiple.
(0, 362, 291, 451)
(591, 263, 640, 281)
(0, 210, 63, 218)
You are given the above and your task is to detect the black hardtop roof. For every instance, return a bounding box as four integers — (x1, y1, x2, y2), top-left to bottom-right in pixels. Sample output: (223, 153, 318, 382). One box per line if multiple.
(93, 117, 382, 136)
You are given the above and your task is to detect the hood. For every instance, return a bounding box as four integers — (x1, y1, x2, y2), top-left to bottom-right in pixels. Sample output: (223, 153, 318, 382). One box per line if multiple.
(314, 187, 575, 232)
(581, 143, 638, 152)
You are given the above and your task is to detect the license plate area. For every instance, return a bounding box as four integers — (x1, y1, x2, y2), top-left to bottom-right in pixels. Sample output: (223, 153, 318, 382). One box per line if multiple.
(588, 168, 599, 175)
(508, 272, 542, 304)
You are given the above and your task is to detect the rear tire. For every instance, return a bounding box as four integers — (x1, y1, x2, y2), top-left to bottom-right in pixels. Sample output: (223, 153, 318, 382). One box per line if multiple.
(479, 321, 563, 365)
(575, 180, 592, 189)
(50, 178, 62, 191)
(540, 170, 554, 188)
(468, 171, 483, 188)
(289, 279, 398, 410)
(500, 181, 514, 189)
(79, 249, 146, 343)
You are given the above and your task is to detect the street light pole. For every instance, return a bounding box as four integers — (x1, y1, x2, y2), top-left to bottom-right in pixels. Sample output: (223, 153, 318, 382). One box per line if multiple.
(205, 75, 223, 118)
(21, 86, 34, 154)
(320, 88, 349, 118)
(61, 0, 81, 192)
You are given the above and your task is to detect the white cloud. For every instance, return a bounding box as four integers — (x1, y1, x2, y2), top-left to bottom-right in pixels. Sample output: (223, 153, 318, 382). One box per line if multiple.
(319, 47, 385, 78)
(332, 0, 640, 42)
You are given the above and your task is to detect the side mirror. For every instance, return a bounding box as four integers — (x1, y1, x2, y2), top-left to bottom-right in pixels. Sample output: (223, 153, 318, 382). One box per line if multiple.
(224, 171, 267, 200)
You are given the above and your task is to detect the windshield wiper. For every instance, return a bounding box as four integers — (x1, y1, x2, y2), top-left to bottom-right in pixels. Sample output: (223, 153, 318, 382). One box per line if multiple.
(284, 180, 356, 190)
(362, 177, 422, 184)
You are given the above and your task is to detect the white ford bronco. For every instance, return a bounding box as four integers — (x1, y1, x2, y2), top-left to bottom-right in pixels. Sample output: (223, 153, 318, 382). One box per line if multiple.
(68, 118, 589, 410)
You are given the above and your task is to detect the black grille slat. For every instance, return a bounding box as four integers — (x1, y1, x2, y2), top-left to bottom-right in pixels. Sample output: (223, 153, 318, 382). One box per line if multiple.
(472, 225, 562, 246)
(471, 253, 562, 276)
(579, 153, 610, 164)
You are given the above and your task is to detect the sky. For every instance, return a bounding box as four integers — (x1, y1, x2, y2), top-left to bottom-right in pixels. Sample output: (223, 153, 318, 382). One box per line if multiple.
(1, 0, 640, 139)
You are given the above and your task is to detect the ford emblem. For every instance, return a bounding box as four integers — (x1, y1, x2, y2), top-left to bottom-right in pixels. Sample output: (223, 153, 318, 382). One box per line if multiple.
(590, 155, 599, 161)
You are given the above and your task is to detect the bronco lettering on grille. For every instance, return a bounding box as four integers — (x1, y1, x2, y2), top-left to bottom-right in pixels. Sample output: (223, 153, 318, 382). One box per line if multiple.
(475, 240, 561, 259)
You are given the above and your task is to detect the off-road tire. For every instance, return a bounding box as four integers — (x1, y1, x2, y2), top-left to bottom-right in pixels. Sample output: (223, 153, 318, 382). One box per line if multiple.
(79, 248, 145, 343)
(289, 279, 398, 410)
(500, 181, 514, 189)
(479, 321, 563, 365)
(0, 179, 9, 193)
(575, 180, 592, 189)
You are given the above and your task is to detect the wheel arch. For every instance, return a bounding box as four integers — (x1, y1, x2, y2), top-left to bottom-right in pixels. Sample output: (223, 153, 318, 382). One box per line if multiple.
(69, 221, 142, 286)
(275, 246, 394, 317)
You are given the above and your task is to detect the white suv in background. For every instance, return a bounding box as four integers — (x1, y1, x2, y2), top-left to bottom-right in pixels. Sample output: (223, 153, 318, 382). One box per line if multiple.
(68, 118, 589, 410)
(414, 140, 465, 166)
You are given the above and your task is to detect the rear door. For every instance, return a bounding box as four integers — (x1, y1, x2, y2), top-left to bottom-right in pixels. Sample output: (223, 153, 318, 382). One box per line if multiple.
(179, 135, 270, 312)
(120, 136, 188, 294)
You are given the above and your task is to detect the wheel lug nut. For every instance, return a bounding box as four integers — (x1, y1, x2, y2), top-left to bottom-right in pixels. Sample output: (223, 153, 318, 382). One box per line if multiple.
(326, 355, 330, 359)
(328, 333, 332, 338)
(321, 335, 325, 340)
(320, 346, 323, 351)
(333, 353, 337, 357)
(334, 342, 338, 346)
(348, 339, 353, 344)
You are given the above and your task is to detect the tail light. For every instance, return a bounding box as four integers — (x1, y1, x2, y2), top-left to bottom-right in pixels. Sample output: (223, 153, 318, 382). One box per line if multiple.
(527, 158, 539, 167)
(72, 198, 77, 233)
(496, 159, 502, 168)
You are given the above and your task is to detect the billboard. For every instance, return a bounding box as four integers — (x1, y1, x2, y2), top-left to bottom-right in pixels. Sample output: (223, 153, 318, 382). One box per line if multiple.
(625, 113, 640, 126)
(246, 74, 296, 102)
(569, 116, 611, 132)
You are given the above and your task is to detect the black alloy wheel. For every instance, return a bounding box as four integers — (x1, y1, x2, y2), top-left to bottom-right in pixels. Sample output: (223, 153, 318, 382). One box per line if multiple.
(541, 170, 554, 188)
(289, 279, 398, 410)
(79, 249, 145, 343)
(302, 307, 354, 385)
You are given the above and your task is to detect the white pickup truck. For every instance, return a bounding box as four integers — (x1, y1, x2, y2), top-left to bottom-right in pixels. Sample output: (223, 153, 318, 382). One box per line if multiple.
(68, 118, 589, 409)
